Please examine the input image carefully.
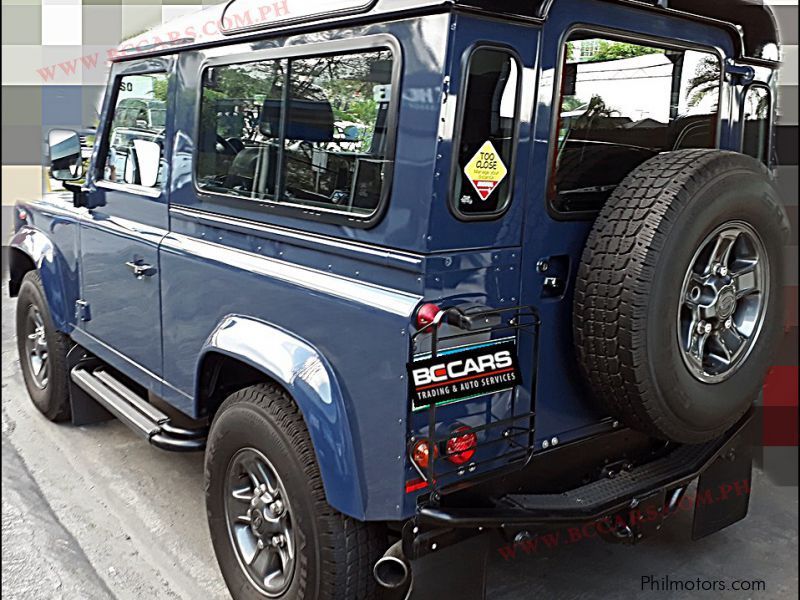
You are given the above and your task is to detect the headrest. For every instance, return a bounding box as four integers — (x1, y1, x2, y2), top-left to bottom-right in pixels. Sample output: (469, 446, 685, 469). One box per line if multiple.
(260, 95, 335, 143)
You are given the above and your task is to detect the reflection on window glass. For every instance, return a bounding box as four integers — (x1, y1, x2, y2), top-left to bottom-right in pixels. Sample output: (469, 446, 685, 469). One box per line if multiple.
(102, 73, 169, 188)
(742, 86, 770, 164)
(196, 49, 394, 218)
(453, 48, 520, 217)
(552, 37, 721, 212)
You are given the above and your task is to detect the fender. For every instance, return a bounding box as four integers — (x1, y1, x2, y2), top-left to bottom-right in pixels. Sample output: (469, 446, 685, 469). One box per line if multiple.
(198, 314, 366, 519)
(9, 225, 76, 333)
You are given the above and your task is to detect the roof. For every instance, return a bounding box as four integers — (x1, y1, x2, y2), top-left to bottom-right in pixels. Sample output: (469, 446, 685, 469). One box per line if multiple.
(115, 0, 779, 65)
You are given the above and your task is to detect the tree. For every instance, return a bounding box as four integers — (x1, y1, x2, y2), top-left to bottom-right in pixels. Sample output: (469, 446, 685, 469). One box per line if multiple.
(585, 41, 663, 63)
(686, 56, 721, 107)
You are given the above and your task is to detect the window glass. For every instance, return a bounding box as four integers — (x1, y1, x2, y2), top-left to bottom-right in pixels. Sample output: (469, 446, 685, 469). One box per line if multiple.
(197, 59, 285, 201)
(452, 48, 520, 218)
(552, 36, 721, 213)
(196, 49, 395, 219)
(102, 72, 169, 188)
(742, 86, 770, 164)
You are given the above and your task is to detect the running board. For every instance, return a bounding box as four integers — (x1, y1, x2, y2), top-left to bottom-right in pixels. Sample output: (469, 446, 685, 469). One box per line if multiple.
(70, 365, 207, 452)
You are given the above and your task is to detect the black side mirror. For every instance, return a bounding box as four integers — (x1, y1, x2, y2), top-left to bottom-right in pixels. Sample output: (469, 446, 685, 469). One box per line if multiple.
(48, 129, 84, 181)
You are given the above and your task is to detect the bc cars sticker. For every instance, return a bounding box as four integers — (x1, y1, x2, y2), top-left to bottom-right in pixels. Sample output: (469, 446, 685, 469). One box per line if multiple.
(407, 337, 522, 411)
(463, 140, 508, 200)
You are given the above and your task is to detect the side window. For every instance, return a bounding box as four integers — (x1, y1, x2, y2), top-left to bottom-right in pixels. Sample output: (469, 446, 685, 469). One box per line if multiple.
(551, 35, 722, 214)
(452, 47, 520, 219)
(742, 85, 770, 164)
(101, 72, 169, 188)
(196, 48, 395, 220)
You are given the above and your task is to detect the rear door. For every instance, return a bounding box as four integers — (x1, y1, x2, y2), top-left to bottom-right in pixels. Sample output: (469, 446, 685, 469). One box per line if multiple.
(519, 0, 732, 445)
(75, 58, 173, 386)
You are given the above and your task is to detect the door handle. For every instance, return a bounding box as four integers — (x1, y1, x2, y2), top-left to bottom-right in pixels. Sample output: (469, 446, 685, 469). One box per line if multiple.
(125, 260, 156, 279)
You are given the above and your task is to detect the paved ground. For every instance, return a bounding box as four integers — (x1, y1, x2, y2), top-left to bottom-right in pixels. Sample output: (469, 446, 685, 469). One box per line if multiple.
(2, 295, 798, 600)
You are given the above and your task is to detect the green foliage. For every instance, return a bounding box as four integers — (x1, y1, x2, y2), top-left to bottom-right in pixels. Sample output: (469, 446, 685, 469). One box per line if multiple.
(686, 56, 721, 107)
(561, 96, 585, 112)
(585, 41, 663, 63)
(151, 77, 169, 102)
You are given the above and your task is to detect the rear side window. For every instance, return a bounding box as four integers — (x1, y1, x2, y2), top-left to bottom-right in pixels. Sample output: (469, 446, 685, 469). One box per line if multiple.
(742, 85, 770, 164)
(551, 35, 722, 214)
(196, 48, 395, 221)
(451, 47, 520, 219)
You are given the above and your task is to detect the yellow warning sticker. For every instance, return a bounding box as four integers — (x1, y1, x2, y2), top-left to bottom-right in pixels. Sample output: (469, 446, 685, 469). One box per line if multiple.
(463, 140, 508, 200)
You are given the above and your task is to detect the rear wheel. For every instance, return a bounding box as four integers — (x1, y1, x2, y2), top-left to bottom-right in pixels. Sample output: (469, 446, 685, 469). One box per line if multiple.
(205, 383, 385, 600)
(15, 270, 71, 421)
(574, 150, 789, 443)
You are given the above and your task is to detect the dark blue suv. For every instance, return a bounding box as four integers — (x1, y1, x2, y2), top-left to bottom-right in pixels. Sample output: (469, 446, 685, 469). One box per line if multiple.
(8, 1, 789, 598)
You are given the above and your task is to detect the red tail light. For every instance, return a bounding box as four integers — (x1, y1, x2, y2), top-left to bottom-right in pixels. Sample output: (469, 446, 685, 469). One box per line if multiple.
(415, 303, 442, 329)
(410, 438, 437, 469)
(445, 427, 477, 465)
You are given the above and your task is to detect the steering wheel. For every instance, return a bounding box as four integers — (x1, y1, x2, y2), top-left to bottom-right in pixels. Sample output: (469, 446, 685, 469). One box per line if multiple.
(216, 134, 239, 156)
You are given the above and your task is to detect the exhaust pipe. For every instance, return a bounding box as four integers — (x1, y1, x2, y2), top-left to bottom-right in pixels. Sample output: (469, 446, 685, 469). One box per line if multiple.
(373, 540, 412, 596)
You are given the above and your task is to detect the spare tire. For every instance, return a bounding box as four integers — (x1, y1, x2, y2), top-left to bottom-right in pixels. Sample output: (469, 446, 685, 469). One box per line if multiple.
(574, 149, 789, 443)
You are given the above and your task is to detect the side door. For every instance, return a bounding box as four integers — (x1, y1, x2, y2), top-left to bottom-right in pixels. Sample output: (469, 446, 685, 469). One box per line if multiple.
(75, 58, 173, 386)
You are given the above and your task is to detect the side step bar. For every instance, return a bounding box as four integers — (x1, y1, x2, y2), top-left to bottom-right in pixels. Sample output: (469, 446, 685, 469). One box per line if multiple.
(71, 366, 207, 452)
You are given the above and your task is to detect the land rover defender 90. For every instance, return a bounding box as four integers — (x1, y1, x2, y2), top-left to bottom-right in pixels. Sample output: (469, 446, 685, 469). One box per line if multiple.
(8, 1, 789, 598)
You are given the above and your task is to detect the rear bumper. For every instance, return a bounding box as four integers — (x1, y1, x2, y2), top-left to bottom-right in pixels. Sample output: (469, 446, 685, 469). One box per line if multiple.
(406, 410, 754, 556)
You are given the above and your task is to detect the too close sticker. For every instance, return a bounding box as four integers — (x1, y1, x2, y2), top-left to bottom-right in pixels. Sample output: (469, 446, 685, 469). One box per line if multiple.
(463, 140, 508, 200)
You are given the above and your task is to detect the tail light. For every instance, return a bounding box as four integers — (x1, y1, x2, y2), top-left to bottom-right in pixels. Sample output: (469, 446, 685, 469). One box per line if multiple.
(445, 426, 477, 465)
(410, 438, 437, 469)
(415, 303, 442, 329)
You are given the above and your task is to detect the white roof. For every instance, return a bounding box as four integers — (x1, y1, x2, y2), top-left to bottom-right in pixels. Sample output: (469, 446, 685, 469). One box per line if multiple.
(117, 3, 226, 55)
(115, 0, 377, 58)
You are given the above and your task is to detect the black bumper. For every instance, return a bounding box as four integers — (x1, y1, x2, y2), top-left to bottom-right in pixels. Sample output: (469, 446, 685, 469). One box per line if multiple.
(415, 410, 754, 530)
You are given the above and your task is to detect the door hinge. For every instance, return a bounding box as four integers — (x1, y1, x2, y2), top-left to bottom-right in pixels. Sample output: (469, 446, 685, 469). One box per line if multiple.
(724, 60, 755, 85)
(75, 299, 91, 322)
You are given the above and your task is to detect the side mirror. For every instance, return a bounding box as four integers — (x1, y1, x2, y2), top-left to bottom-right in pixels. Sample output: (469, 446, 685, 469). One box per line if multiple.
(122, 139, 161, 187)
(48, 129, 84, 181)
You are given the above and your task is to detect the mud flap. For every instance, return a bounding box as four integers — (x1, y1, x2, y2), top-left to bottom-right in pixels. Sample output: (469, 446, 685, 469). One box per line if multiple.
(66, 345, 113, 426)
(691, 417, 754, 540)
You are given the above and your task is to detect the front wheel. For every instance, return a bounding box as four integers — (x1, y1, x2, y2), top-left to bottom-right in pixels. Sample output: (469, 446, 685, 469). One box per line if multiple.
(15, 270, 71, 421)
(205, 383, 385, 600)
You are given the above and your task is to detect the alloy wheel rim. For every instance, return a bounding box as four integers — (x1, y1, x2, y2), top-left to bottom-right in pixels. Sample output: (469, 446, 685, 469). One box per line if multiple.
(224, 447, 296, 597)
(24, 306, 49, 389)
(677, 220, 768, 384)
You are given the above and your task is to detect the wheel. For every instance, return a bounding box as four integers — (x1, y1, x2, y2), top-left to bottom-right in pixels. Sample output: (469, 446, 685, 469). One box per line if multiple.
(574, 150, 789, 443)
(205, 383, 386, 600)
(15, 270, 72, 422)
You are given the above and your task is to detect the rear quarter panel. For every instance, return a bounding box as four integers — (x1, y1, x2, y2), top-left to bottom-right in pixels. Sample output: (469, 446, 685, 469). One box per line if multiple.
(161, 16, 452, 519)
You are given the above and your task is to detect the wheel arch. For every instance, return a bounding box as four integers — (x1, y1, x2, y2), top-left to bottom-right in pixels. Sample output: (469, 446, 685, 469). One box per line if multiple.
(9, 227, 74, 333)
(196, 315, 367, 519)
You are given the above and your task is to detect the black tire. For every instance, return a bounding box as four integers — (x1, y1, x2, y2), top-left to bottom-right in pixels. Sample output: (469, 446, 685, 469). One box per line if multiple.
(205, 383, 386, 600)
(574, 150, 789, 443)
(15, 270, 72, 422)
